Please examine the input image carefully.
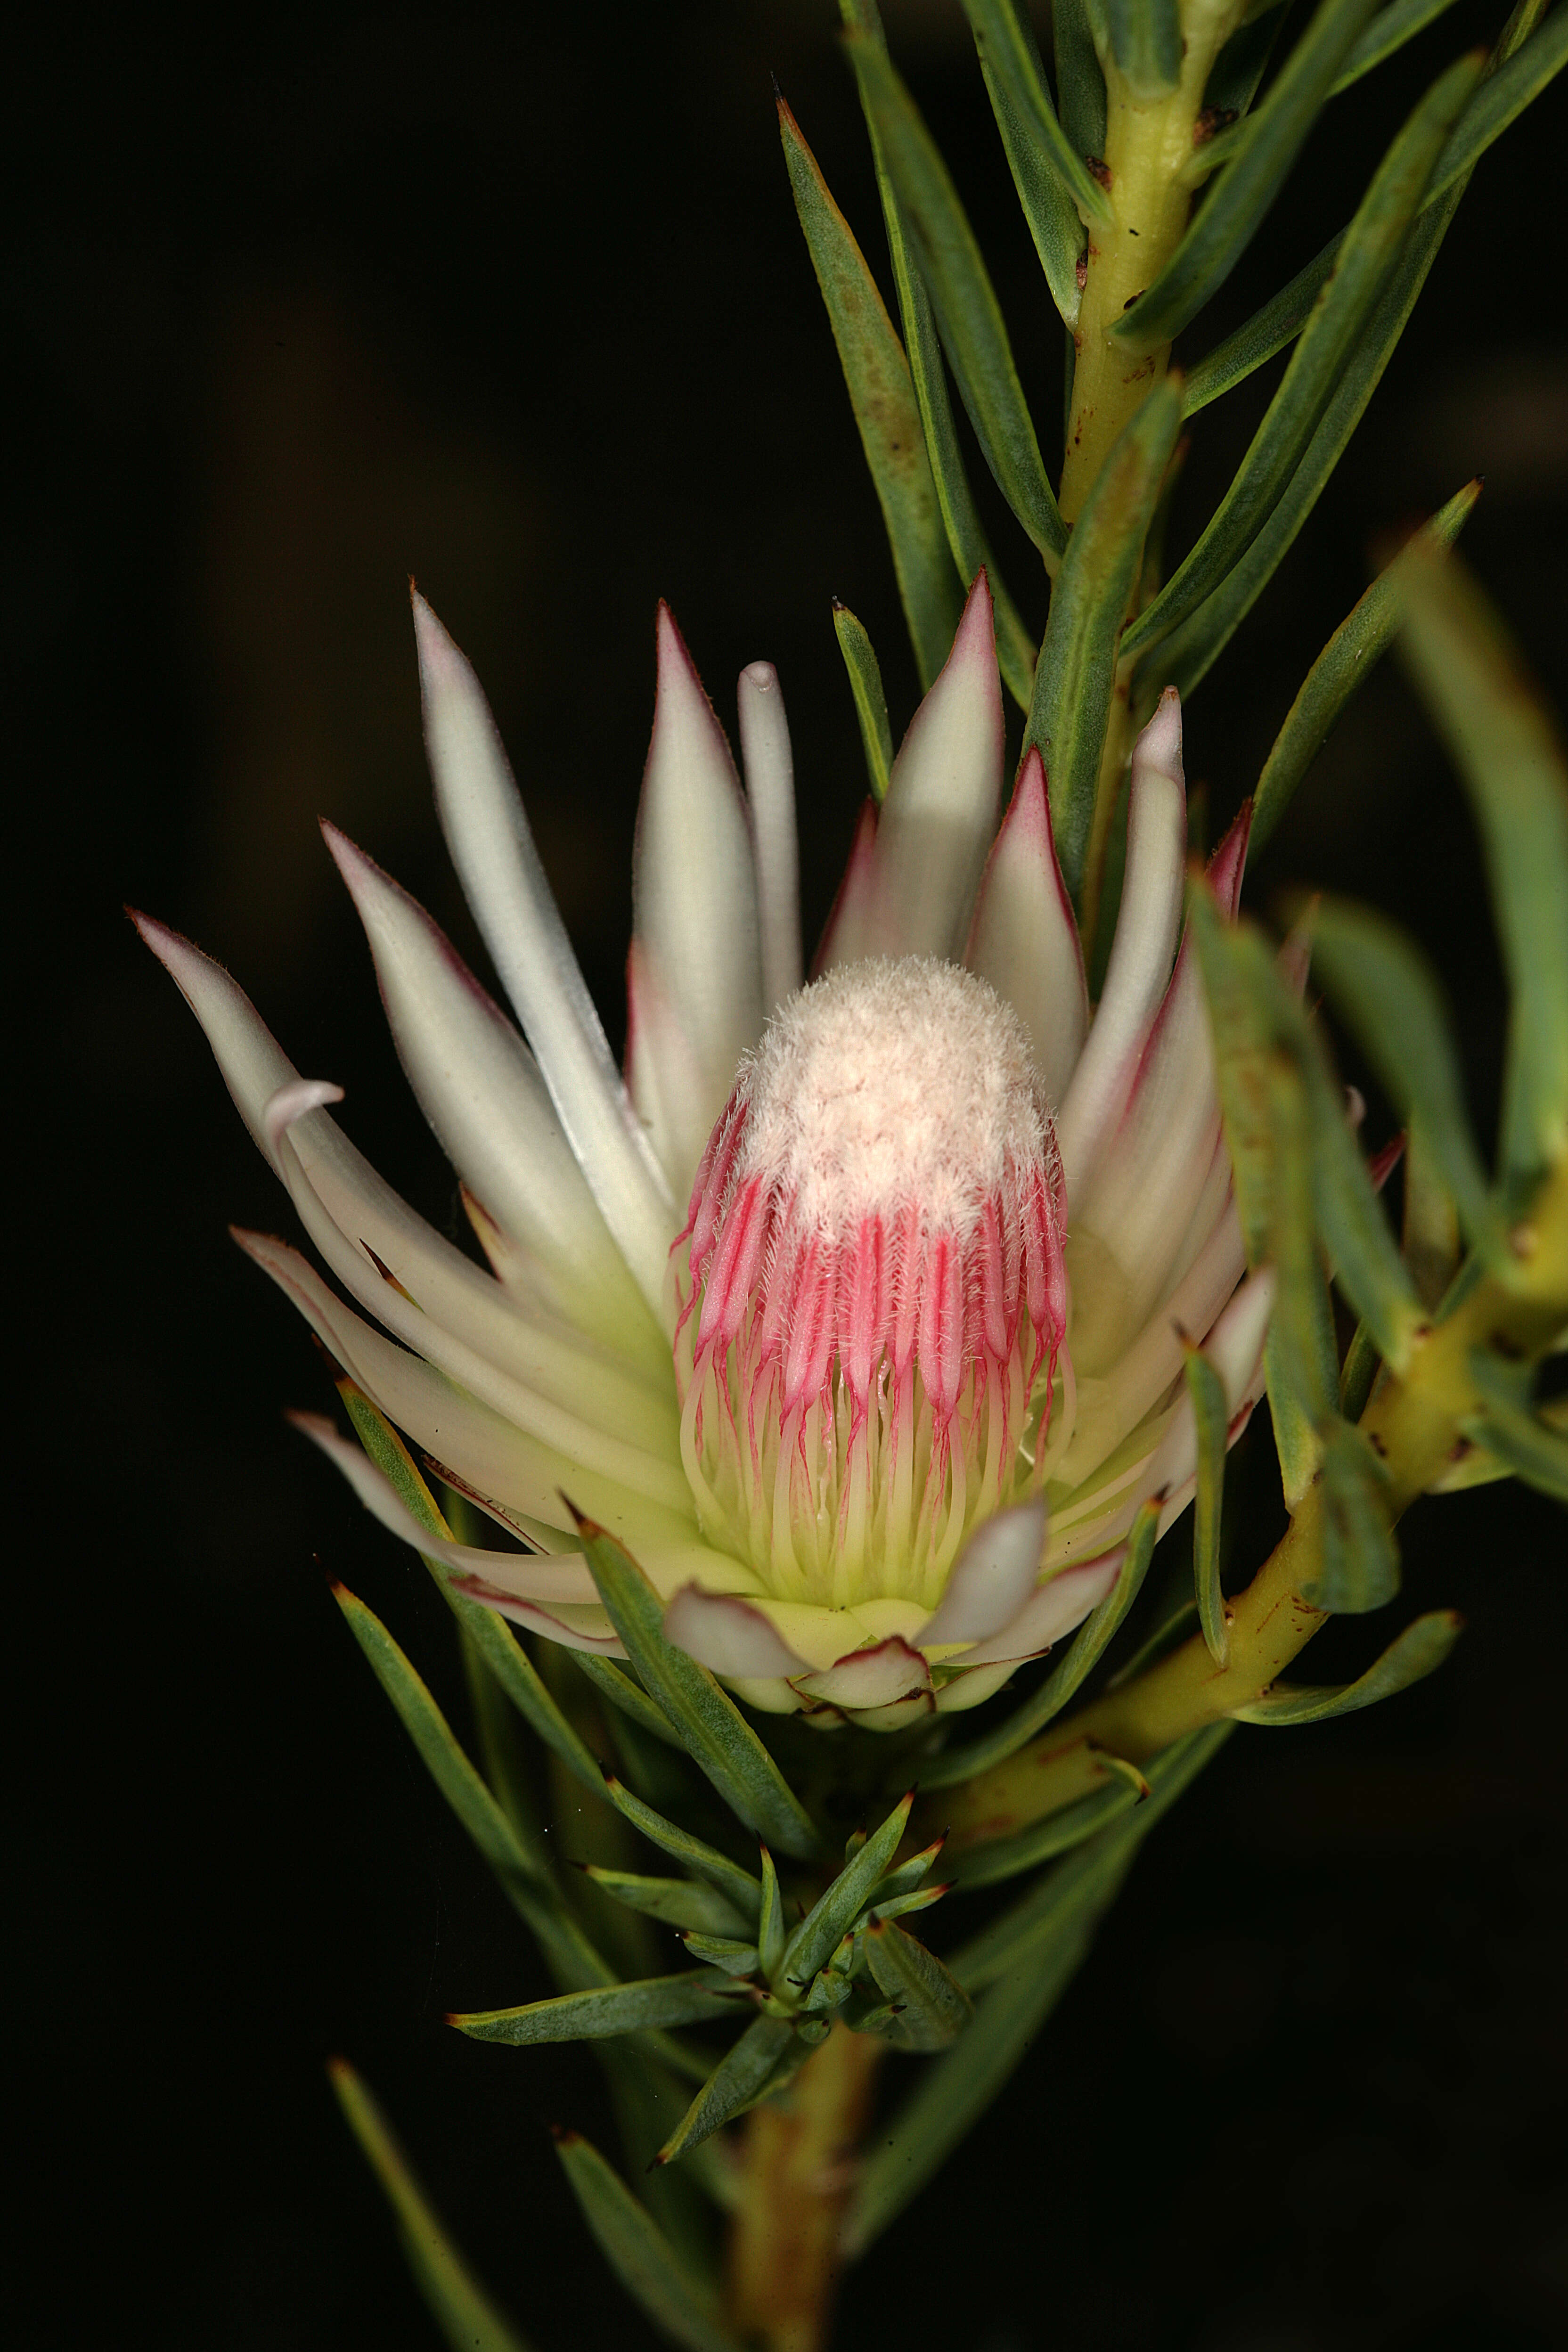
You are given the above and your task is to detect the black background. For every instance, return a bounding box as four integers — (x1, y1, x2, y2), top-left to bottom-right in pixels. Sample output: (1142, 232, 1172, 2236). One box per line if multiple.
(12, 2, 1568, 2346)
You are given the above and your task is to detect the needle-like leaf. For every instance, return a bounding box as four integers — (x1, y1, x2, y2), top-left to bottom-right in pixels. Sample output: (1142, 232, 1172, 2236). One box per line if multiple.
(1250, 482, 1479, 849)
(846, 30, 1068, 562)
(1125, 48, 1482, 662)
(451, 1974, 748, 2047)
(1395, 546, 1568, 1199)
(1185, 1344, 1231, 1665)
(1027, 376, 1185, 899)
(1307, 897, 1508, 1266)
(780, 98, 963, 690)
(945, 1761, 1148, 1887)
(330, 2062, 535, 2352)
(554, 2134, 745, 2352)
(656, 2017, 798, 2165)
(1464, 1354, 1568, 1501)
(1232, 1609, 1462, 1720)
(576, 1518, 821, 1860)
(832, 602, 894, 799)
(861, 1917, 973, 2049)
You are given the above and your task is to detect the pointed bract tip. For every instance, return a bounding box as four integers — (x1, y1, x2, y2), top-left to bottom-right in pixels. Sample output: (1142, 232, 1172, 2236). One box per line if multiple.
(325, 2055, 351, 2083)
(1133, 686, 1184, 788)
(550, 2124, 581, 2147)
(557, 1489, 597, 1537)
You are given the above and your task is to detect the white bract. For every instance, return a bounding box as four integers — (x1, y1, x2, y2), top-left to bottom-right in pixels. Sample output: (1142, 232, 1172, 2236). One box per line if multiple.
(141, 575, 1274, 1730)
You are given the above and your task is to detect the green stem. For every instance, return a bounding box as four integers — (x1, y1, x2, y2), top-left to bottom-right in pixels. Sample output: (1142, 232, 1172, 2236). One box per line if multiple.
(936, 1149, 1568, 1849)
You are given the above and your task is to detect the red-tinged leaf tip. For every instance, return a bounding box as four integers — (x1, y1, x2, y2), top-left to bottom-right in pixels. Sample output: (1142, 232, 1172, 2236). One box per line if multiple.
(325, 2055, 351, 2083)
(328, 1578, 351, 1600)
(550, 2124, 583, 2147)
(557, 1491, 599, 1538)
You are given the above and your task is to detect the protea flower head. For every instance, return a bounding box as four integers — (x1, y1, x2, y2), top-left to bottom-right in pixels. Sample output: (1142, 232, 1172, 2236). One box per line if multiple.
(138, 573, 1273, 1731)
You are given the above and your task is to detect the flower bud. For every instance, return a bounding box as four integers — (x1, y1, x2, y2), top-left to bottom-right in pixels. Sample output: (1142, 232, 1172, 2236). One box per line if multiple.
(673, 957, 1068, 1612)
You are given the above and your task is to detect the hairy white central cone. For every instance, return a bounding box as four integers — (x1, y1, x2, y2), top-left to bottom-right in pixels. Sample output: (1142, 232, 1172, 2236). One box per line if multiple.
(672, 957, 1068, 1610)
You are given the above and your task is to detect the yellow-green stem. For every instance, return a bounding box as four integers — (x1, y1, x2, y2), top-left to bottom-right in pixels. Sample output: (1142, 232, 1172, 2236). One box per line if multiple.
(1059, 5, 1241, 523)
(727, 2025, 882, 2352)
(935, 1152, 1568, 1851)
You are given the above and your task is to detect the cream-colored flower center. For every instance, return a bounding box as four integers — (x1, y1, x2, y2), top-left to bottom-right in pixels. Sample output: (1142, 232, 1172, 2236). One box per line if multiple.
(672, 958, 1068, 1610)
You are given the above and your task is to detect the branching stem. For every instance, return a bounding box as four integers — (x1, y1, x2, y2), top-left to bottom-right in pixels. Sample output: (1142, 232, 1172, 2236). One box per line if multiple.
(935, 1150, 1568, 1850)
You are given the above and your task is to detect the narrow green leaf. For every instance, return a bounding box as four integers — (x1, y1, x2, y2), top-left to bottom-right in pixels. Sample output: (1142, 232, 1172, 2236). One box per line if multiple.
(683, 1935, 761, 1978)
(1396, 546, 1568, 1196)
(781, 1792, 914, 1989)
(1191, 896, 1424, 1380)
(1309, 1415, 1402, 1611)
(844, 1915, 1093, 2255)
(658, 2017, 797, 2165)
(459, 1630, 555, 1889)
(1103, 1592, 1199, 1688)
(847, 32, 1068, 562)
(1182, 237, 1341, 420)
(603, 1777, 763, 1927)
(1140, 0, 1542, 716)
(964, 0, 1117, 232)
(451, 1973, 746, 2048)
(1308, 898, 1508, 1266)
(1053, 0, 1108, 164)
(332, 1583, 546, 1895)
(952, 1724, 1233, 1992)
(1421, 4, 1568, 212)
(839, 2, 1039, 703)
(330, 2062, 534, 2352)
(1232, 1608, 1462, 1721)
(576, 1521, 821, 1861)
(554, 2134, 743, 2352)
(1202, 1, 1293, 119)
(898, 265, 1042, 706)
(1104, 0, 1183, 98)
(1338, 1317, 1381, 1422)
(945, 1764, 1147, 1888)
(849, 1726, 1231, 2253)
(1186, 1344, 1231, 1666)
(919, 1502, 1162, 1788)
(832, 603, 894, 800)
(867, 1881, 952, 1924)
(1464, 1353, 1568, 1502)
(1114, 0, 1382, 352)
(1250, 481, 1480, 849)
(1126, 48, 1483, 662)
(338, 1384, 605, 1795)
(868, 1836, 945, 1903)
(582, 1870, 752, 1940)
(779, 98, 962, 689)
(1332, 0, 1462, 92)
(862, 1918, 973, 2050)
(969, 16, 1087, 324)
(1403, 1127, 1462, 1314)
(1027, 376, 1184, 898)
(571, 1652, 687, 1752)
(756, 1848, 786, 1984)
(1265, 1054, 1341, 1499)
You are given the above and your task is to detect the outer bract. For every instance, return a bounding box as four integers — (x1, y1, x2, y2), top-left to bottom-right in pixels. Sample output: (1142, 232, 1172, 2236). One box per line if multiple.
(139, 572, 1273, 1728)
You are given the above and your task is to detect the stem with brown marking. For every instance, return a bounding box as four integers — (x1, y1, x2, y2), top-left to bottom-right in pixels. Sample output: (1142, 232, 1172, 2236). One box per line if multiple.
(932, 1151, 1568, 1853)
(727, 2025, 882, 2352)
